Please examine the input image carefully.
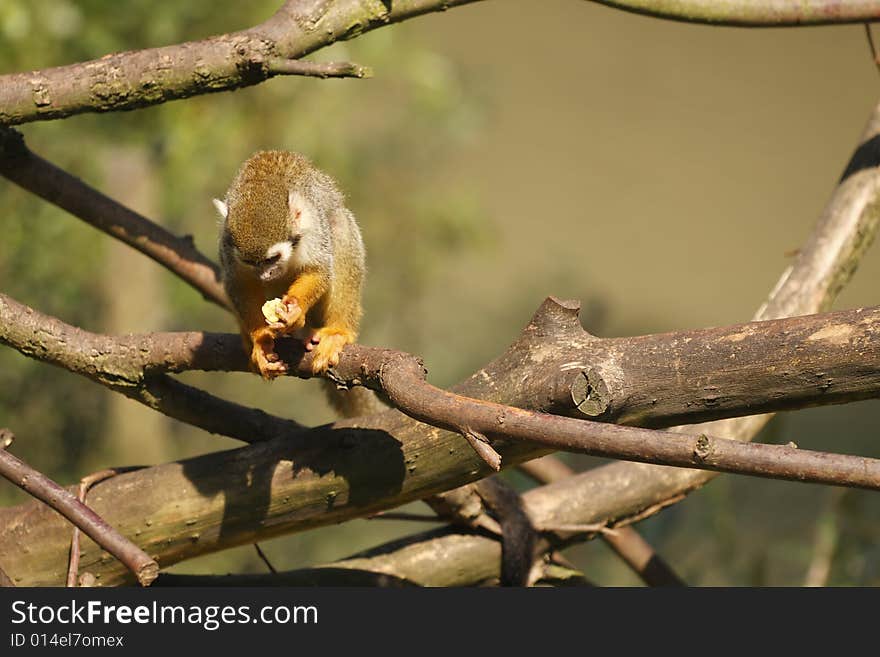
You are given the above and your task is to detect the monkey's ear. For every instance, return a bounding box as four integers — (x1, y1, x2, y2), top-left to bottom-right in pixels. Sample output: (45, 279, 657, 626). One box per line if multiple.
(288, 190, 302, 218)
(212, 198, 228, 219)
(288, 190, 309, 227)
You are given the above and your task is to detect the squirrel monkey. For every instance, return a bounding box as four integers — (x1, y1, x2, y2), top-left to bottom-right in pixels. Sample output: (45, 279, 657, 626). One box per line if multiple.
(216, 151, 364, 379)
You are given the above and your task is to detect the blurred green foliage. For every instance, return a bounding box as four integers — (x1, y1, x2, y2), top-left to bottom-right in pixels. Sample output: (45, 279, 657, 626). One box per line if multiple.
(0, 1, 487, 572)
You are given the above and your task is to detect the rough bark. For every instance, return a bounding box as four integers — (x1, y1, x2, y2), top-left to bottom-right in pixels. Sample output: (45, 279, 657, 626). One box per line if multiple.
(0, 0, 481, 125)
(3, 0, 880, 126)
(1, 295, 879, 585)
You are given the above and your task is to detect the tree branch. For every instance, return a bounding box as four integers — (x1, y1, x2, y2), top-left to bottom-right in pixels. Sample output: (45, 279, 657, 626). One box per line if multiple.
(1, 291, 879, 584)
(3, 282, 880, 472)
(5, 0, 880, 127)
(0, 430, 158, 587)
(375, 349, 880, 488)
(0, 0, 481, 126)
(519, 455, 685, 587)
(150, 467, 697, 587)
(523, 96, 880, 540)
(67, 468, 144, 587)
(0, 292, 302, 442)
(266, 58, 373, 79)
(0, 1, 876, 588)
(590, 0, 880, 26)
(4, 291, 878, 433)
(0, 127, 229, 309)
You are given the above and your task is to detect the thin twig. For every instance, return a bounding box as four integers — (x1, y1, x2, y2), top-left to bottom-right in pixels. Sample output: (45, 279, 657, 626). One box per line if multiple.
(866, 24, 880, 76)
(267, 58, 373, 79)
(368, 511, 443, 523)
(4, 291, 880, 434)
(460, 428, 502, 471)
(594, 0, 880, 26)
(0, 433, 158, 586)
(67, 467, 144, 587)
(253, 543, 278, 574)
(0, 433, 14, 587)
(540, 522, 618, 536)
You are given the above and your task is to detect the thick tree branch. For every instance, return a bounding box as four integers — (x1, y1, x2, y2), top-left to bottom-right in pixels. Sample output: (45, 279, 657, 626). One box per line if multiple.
(8, 87, 874, 584)
(0, 0, 876, 590)
(519, 455, 685, 587)
(0, 430, 157, 587)
(537, 97, 880, 537)
(0, 292, 301, 441)
(0, 127, 229, 309)
(4, 0, 880, 127)
(376, 349, 880, 488)
(2, 94, 878, 579)
(1, 291, 879, 584)
(159, 469, 692, 587)
(3, 292, 878, 433)
(135, 374, 304, 442)
(0, 0, 481, 126)
(3, 284, 880, 475)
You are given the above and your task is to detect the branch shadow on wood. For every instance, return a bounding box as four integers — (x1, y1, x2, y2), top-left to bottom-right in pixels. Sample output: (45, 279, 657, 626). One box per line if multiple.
(179, 423, 407, 544)
(179, 306, 408, 542)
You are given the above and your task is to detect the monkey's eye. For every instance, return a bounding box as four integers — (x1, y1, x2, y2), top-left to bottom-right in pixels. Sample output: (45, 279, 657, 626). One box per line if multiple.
(262, 253, 281, 266)
(290, 234, 302, 248)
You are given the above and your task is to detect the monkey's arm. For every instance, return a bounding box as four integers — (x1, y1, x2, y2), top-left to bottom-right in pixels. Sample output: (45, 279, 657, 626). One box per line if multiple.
(227, 272, 287, 379)
(279, 268, 330, 330)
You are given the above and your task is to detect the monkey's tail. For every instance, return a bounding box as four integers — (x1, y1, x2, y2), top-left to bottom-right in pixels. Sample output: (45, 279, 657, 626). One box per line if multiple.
(474, 479, 537, 587)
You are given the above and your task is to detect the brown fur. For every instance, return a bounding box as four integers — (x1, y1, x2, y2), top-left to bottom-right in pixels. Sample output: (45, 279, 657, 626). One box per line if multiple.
(218, 151, 364, 377)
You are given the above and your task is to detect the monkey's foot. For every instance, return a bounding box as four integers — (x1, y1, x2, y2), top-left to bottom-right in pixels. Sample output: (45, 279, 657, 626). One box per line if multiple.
(305, 328, 355, 374)
(250, 341, 287, 380)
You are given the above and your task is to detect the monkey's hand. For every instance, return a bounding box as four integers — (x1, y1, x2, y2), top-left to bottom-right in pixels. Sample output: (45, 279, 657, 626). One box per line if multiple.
(305, 327, 356, 374)
(249, 328, 287, 380)
(263, 296, 306, 336)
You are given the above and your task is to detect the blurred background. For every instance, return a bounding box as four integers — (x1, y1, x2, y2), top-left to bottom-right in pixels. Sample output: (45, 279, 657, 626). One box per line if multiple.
(1, 0, 878, 585)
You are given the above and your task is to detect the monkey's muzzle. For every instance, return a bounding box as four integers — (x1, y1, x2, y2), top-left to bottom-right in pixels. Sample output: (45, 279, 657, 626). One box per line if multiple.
(259, 263, 285, 282)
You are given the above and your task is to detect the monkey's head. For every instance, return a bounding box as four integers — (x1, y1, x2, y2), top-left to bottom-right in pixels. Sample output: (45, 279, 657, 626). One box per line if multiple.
(215, 151, 338, 282)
